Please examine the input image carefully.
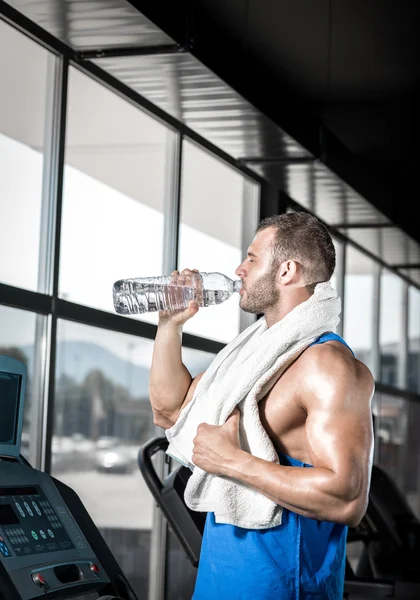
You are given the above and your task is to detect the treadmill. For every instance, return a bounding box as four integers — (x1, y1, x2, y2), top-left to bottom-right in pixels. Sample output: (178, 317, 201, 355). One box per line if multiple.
(138, 436, 420, 599)
(0, 355, 139, 600)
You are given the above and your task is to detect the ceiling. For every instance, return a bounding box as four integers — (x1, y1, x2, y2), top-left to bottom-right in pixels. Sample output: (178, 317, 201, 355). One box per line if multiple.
(127, 0, 420, 277)
(2, 0, 420, 285)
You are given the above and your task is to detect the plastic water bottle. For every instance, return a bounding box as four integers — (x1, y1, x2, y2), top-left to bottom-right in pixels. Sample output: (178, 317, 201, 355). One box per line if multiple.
(113, 272, 242, 315)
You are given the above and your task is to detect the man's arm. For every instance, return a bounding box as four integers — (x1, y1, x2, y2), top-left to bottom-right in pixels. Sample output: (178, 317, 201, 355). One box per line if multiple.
(149, 269, 204, 429)
(192, 345, 374, 526)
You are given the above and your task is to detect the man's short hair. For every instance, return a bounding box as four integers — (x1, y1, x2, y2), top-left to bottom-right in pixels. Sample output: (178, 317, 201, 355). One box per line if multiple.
(257, 212, 336, 284)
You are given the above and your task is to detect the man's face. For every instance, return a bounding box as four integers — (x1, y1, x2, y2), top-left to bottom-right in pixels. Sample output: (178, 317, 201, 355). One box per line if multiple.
(235, 228, 280, 314)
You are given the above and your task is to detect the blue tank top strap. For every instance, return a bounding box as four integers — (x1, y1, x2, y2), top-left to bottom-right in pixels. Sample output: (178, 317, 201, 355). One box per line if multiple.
(310, 331, 355, 356)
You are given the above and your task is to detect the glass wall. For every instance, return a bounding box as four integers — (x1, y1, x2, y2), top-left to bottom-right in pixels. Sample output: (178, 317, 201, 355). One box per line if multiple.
(343, 246, 377, 373)
(60, 67, 175, 320)
(178, 140, 259, 343)
(51, 320, 157, 594)
(372, 390, 420, 519)
(0, 20, 50, 291)
(330, 238, 342, 294)
(408, 286, 420, 393)
(380, 270, 405, 387)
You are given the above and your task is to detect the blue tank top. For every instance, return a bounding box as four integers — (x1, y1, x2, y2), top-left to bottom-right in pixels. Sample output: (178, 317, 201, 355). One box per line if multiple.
(193, 332, 354, 600)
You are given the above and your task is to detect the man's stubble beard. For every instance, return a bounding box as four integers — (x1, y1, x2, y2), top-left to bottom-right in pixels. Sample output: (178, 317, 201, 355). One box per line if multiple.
(239, 265, 279, 314)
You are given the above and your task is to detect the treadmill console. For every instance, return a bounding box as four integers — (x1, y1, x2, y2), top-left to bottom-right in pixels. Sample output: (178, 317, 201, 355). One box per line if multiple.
(0, 356, 117, 599)
(0, 484, 76, 558)
(0, 459, 112, 598)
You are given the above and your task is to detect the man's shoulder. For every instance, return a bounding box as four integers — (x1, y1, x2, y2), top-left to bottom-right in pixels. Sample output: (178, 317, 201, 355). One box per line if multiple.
(294, 340, 374, 400)
(299, 339, 372, 379)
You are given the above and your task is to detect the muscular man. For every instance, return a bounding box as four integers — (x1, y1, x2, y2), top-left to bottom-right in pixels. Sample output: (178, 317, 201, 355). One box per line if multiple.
(149, 212, 374, 599)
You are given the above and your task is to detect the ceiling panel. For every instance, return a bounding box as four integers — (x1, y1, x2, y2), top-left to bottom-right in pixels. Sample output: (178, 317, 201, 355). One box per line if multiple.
(253, 160, 392, 227)
(339, 227, 420, 270)
(92, 53, 311, 161)
(338, 227, 383, 258)
(5, 0, 174, 49)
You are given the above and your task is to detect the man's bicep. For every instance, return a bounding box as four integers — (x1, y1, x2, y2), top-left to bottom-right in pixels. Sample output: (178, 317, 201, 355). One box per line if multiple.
(305, 402, 373, 472)
(178, 371, 205, 414)
(304, 364, 374, 498)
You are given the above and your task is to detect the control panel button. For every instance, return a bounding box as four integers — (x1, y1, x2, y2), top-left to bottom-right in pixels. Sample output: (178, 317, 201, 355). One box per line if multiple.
(24, 502, 34, 517)
(15, 503, 25, 518)
(47, 529, 54, 538)
(31, 573, 45, 587)
(89, 563, 100, 574)
(32, 501, 42, 516)
(39, 530, 46, 540)
(31, 531, 38, 541)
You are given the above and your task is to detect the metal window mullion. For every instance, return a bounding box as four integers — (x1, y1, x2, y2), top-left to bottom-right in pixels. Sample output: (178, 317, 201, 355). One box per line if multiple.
(239, 179, 260, 332)
(149, 130, 183, 600)
(29, 54, 66, 470)
(399, 283, 410, 494)
(163, 131, 183, 274)
(399, 282, 409, 389)
(371, 262, 382, 465)
(372, 263, 382, 382)
(259, 182, 282, 221)
(308, 161, 315, 213)
(336, 241, 346, 338)
(39, 56, 69, 474)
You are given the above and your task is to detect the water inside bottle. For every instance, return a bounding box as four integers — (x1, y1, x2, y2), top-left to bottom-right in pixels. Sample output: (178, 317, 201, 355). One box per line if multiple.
(113, 281, 231, 315)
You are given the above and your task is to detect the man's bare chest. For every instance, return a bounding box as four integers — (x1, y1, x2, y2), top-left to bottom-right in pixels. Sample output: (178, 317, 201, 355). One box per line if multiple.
(258, 361, 309, 460)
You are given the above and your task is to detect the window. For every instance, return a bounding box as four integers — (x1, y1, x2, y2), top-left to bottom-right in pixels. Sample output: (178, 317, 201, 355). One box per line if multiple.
(0, 305, 39, 462)
(408, 287, 420, 393)
(343, 246, 377, 372)
(330, 239, 340, 292)
(0, 21, 50, 291)
(178, 140, 259, 343)
(380, 270, 404, 387)
(52, 320, 157, 597)
(372, 391, 420, 518)
(59, 67, 176, 320)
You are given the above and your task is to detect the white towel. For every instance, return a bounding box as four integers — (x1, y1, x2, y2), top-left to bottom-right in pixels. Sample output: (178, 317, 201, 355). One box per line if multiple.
(165, 282, 341, 529)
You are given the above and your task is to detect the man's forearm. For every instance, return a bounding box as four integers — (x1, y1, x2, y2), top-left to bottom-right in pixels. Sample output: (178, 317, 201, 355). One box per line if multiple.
(149, 321, 192, 423)
(221, 450, 364, 526)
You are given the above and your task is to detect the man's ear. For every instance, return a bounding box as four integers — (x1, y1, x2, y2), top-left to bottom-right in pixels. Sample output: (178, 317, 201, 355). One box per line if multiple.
(278, 260, 298, 284)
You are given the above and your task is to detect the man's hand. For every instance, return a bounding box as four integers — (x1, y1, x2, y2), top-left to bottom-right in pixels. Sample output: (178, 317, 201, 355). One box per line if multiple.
(192, 408, 241, 475)
(159, 269, 202, 326)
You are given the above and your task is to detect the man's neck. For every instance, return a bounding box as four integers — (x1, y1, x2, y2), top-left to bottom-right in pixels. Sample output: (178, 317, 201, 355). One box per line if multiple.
(264, 287, 312, 328)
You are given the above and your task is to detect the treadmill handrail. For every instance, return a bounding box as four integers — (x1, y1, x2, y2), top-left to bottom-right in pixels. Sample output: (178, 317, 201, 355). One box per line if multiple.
(137, 437, 169, 496)
(137, 436, 203, 566)
(344, 578, 394, 598)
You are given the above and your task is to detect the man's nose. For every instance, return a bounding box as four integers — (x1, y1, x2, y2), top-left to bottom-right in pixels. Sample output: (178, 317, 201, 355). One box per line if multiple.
(235, 262, 246, 278)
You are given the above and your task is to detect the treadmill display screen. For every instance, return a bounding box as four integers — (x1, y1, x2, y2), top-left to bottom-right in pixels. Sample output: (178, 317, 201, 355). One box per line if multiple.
(0, 373, 21, 445)
(0, 505, 19, 526)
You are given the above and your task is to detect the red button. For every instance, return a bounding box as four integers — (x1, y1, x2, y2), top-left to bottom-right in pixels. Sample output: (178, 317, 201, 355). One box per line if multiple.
(32, 573, 45, 587)
(89, 563, 100, 574)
